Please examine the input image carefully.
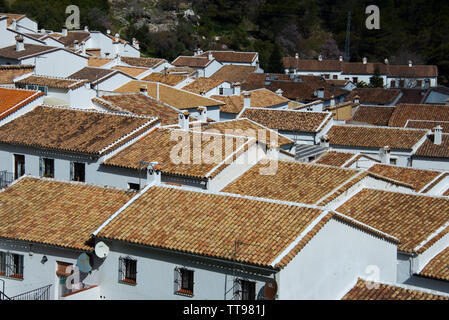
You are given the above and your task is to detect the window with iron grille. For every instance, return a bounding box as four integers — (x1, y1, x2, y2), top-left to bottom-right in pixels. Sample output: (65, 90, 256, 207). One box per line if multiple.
(0, 252, 24, 279)
(234, 279, 256, 300)
(118, 257, 137, 284)
(174, 267, 194, 296)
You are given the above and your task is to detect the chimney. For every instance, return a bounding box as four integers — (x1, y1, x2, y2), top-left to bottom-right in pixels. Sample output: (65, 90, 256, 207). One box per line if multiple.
(354, 95, 360, 104)
(62, 28, 68, 37)
(15, 35, 25, 52)
(232, 82, 241, 96)
(315, 87, 324, 99)
(156, 82, 160, 101)
(363, 57, 367, 64)
(318, 54, 323, 61)
(339, 56, 343, 62)
(408, 60, 413, 67)
(106, 29, 111, 35)
(384, 58, 389, 65)
(178, 112, 190, 130)
(197, 107, 207, 122)
(84, 26, 89, 32)
(113, 37, 120, 57)
(275, 88, 283, 97)
(147, 163, 162, 186)
(320, 135, 330, 148)
(41, 28, 46, 34)
(11, 18, 17, 30)
(73, 40, 79, 51)
(295, 53, 299, 59)
(81, 41, 86, 55)
(132, 38, 139, 50)
(379, 146, 391, 164)
(243, 91, 251, 108)
(114, 33, 120, 42)
(208, 51, 213, 60)
(434, 126, 442, 145)
(330, 95, 335, 107)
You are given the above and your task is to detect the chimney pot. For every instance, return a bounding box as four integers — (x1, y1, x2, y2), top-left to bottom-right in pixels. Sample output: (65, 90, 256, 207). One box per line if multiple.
(15, 36, 24, 51)
(84, 26, 89, 32)
(363, 57, 367, 64)
(408, 60, 413, 67)
(434, 126, 442, 145)
(379, 146, 391, 164)
(179, 112, 190, 130)
(62, 28, 68, 37)
(197, 107, 207, 122)
(339, 56, 343, 62)
(320, 135, 330, 147)
(295, 53, 299, 59)
(384, 58, 389, 65)
(354, 95, 360, 104)
(318, 54, 323, 61)
(107, 29, 111, 35)
(243, 91, 251, 108)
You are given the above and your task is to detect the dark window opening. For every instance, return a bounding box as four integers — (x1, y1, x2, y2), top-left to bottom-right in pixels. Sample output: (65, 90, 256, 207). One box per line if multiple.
(128, 183, 140, 191)
(42, 158, 54, 178)
(352, 77, 358, 83)
(399, 80, 405, 88)
(0, 252, 24, 279)
(175, 267, 194, 296)
(333, 75, 338, 79)
(72, 162, 85, 182)
(119, 257, 137, 284)
(234, 279, 256, 300)
(417, 80, 422, 87)
(390, 81, 396, 87)
(14, 154, 25, 180)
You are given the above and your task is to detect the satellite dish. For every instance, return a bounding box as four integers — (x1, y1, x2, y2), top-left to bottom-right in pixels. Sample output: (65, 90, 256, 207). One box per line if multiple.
(77, 252, 92, 273)
(264, 278, 278, 300)
(95, 241, 109, 259)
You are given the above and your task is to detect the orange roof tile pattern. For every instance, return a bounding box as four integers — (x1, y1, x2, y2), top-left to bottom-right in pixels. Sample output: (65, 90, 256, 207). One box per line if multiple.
(97, 185, 323, 268)
(16, 75, 88, 89)
(172, 56, 212, 67)
(415, 134, 449, 158)
(345, 88, 401, 105)
(352, 106, 395, 126)
(141, 73, 187, 86)
(198, 51, 257, 63)
(0, 177, 133, 251)
(0, 106, 157, 155)
(404, 120, 449, 133)
(114, 81, 225, 109)
(182, 78, 226, 94)
(121, 56, 166, 68)
(315, 151, 356, 167)
(222, 161, 360, 205)
(328, 125, 428, 150)
(0, 65, 34, 84)
(368, 164, 442, 192)
(342, 278, 448, 300)
(389, 103, 449, 128)
(210, 65, 257, 83)
(87, 57, 113, 67)
(111, 66, 149, 77)
(0, 88, 44, 120)
(103, 128, 254, 179)
(94, 93, 180, 125)
(240, 108, 330, 132)
(336, 189, 449, 253)
(419, 247, 449, 281)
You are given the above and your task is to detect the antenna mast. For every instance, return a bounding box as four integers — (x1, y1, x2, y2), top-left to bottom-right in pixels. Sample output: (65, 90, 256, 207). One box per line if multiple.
(344, 11, 351, 62)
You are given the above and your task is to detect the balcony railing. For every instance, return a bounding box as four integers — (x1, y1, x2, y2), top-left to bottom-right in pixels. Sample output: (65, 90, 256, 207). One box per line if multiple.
(9, 284, 52, 300)
(0, 171, 13, 188)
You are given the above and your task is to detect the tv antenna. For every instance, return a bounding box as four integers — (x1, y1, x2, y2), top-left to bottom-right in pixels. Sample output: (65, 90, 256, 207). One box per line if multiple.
(344, 11, 351, 62)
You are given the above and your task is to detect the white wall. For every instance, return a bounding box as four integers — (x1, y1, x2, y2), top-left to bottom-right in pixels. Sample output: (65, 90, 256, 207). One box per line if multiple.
(94, 73, 135, 92)
(412, 158, 449, 171)
(22, 50, 88, 77)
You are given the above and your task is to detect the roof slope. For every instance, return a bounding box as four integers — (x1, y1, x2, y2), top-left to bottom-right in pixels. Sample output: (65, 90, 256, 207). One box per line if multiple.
(198, 51, 257, 63)
(0, 106, 157, 155)
(182, 78, 226, 94)
(16, 75, 88, 89)
(222, 160, 360, 205)
(0, 44, 58, 60)
(337, 189, 449, 253)
(141, 73, 187, 86)
(240, 108, 331, 132)
(0, 177, 133, 251)
(0, 88, 44, 120)
(283, 58, 342, 71)
(0, 64, 34, 84)
(419, 247, 449, 281)
(328, 125, 428, 150)
(315, 151, 358, 167)
(342, 278, 448, 300)
(121, 56, 166, 68)
(351, 106, 395, 126)
(415, 134, 449, 158)
(172, 56, 213, 67)
(388, 103, 449, 128)
(345, 88, 401, 105)
(210, 65, 257, 83)
(114, 81, 224, 109)
(97, 185, 323, 268)
(111, 66, 149, 77)
(68, 67, 116, 83)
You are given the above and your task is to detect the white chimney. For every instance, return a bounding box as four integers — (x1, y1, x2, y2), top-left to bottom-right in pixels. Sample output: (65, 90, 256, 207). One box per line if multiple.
(208, 51, 213, 60)
(233, 82, 241, 96)
(339, 56, 343, 62)
(41, 28, 46, 34)
(243, 91, 251, 108)
(318, 54, 323, 61)
(434, 126, 442, 145)
(132, 38, 139, 50)
(115, 33, 120, 42)
(197, 107, 207, 122)
(147, 163, 162, 186)
(15, 36, 25, 52)
(354, 95, 360, 104)
(320, 135, 330, 148)
(106, 29, 111, 35)
(81, 41, 86, 55)
(315, 87, 324, 99)
(73, 40, 79, 51)
(275, 88, 283, 97)
(363, 57, 367, 64)
(84, 26, 89, 32)
(178, 112, 190, 130)
(62, 28, 68, 37)
(295, 53, 299, 59)
(379, 146, 391, 164)
(408, 60, 413, 67)
(384, 58, 389, 65)
(11, 18, 17, 30)
(330, 95, 335, 107)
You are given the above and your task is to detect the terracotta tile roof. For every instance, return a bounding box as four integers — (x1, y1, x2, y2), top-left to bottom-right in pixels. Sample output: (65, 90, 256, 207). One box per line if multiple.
(68, 67, 117, 84)
(141, 73, 187, 86)
(97, 185, 324, 268)
(315, 151, 357, 167)
(342, 62, 388, 75)
(283, 58, 342, 71)
(0, 177, 133, 251)
(328, 125, 428, 150)
(0, 64, 34, 84)
(397, 88, 427, 104)
(445, 188, 449, 196)
(163, 66, 197, 77)
(345, 88, 401, 105)
(121, 56, 167, 68)
(15, 75, 88, 89)
(93, 93, 180, 125)
(419, 247, 449, 281)
(222, 160, 360, 205)
(0, 44, 58, 60)
(415, 134, 449, 158)
(210, 65, 257, 83)
(112, 66, 149, 78)
(0, 88, 44, 120)
(103, 128, 255, 179)
(85, 48, 101, 56)
(388, 65, 438, 78)
(182, 78, 227, 95)
(388, 103, 449, 128)
(0, 106, 158, 155)
(405, 120, 449, 133)
(172, 56, 213, 68)
(87, 57, 113, 67)
(54, 31, 90, 47)
(0, 13, 27, 25)
(114, 81, 225, 110)
(368, 164, 443, 192)
(352, 106, 395, 126)
(342, 278, 448, 300)
(211, 89, 289, 114)
(240, 108, 331, 132)
(204, 118, 293, 147)
(198, 51, 257, 63)
(337, 189, 449, 253)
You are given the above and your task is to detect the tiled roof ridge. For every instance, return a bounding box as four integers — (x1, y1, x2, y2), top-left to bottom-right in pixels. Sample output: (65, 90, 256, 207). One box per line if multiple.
(245, 106, 329, 115)
(314, 171, 366, 205)
(231, 118, 294, 144)
(16, 74, 89, 89)
(0, 64, 34, 70)
(414, 220, 449, 253)
(420, 172, 449, 193)
(365, 171, 416, 189)
(335, 123, 430, 132)
(155, 81, 226, 105)
(0, 89, 45, 119)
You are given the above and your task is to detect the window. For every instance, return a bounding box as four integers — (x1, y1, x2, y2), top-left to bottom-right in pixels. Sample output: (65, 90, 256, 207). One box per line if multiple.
(119, 257, 137, 284)
(390, 158, 397, 165)
(71, 162, 85, 182)
(390, 80, 396, 87)
(14, 154, 25, 180)
(234, 279, 256, 300)
(333, 75, 338, 79)
(128, 183, 140, 191)
(324, 74, 330, 79)
(399, 80, 405, 88)
(40, 158, 54, 178)
(417, 80, 422, 87)
(352, 77, 358, 83)
(0, 252, 24, 279)
(174, 267, 194, 296)
(219, 87, 224, 95)
(37, 86, 47, 94)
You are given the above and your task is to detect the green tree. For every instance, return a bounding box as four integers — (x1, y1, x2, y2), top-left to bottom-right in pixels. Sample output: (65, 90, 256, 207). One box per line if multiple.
(266, 44, 284, 73)
(369, 66, 384, 88)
